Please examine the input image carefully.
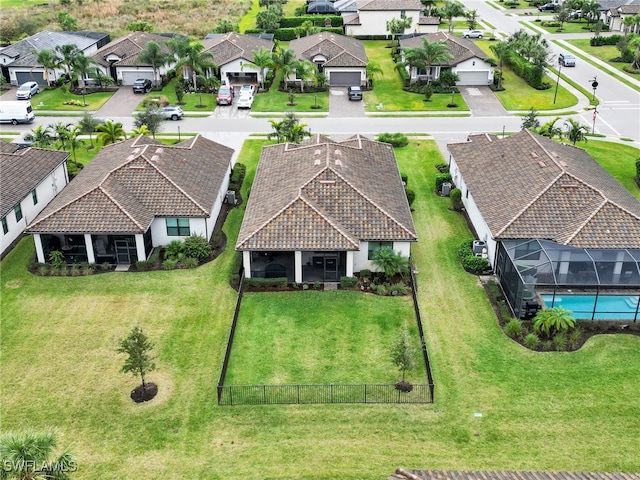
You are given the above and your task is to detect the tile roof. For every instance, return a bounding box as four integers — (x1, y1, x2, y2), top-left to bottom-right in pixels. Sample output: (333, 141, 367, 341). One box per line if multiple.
(1, 144, 69, 218)
(236, 134, 417, 251)
(389, 469, 640, 480)
(202, 32, 274, 67)
(399, 32, 488, 65)
(290, 33, 368, 67)
(447, 130, 640, 249)
(0, 31, 108, 68)
(358, 0, 423, 10)
(91, 32, 175, 68)
(27, 135, 233, 234)
(618, 3, 640, 13)
(343, 13, 362, 25)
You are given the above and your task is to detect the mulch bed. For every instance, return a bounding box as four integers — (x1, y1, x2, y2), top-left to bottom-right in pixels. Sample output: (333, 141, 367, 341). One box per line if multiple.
(130, 383, 158, 403)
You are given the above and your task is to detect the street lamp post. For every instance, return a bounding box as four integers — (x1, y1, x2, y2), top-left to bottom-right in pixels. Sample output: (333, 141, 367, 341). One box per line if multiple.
(553, 57, 562, 104)
(592, 106, 598, 134)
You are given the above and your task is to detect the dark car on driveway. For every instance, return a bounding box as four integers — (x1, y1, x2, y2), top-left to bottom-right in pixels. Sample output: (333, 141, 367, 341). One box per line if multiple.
(132, 78, 152, 94)
(538, 2, 557, 11)
(347, 86, 362, 101)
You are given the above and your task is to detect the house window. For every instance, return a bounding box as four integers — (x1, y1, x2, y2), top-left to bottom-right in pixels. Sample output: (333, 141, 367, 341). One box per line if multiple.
(14, 204, 22, 223)
(166, 218, 190, 236)
(32, 189, 38, 205)
(1, 217, 7, 235)
(400, 10, 406, 18)
(368, 241, 393, 260)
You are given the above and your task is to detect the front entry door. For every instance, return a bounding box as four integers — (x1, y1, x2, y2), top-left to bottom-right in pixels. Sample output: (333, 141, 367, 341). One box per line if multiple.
(115, 240, 131, 264)
(324, 256, 338, 281)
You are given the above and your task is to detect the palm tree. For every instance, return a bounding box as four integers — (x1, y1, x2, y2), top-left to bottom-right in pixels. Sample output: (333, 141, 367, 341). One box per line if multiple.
(538, 117, 563, 139)
(271, 47, 297, 90)
(268, 112, 311, 143)
(294, 60, 315, 93)
(33, 48, 61, 85)
(130, 124, 150, 137)
(96, 120, 126, 146)
(401, 39, 453, 85)
(78, 113, 100, 148)
(0, 429, 75, 480)
(51, 122, 74, 151)
(55, 43, 80, 78)
(564, 118, 589, 145)
(490, 41, 511, 90)
(629, 35, 640, 69)
(137, 41, 171, 87)
(371, 246, 410, 280)
(67, 126, 86, 164)
(71, 53, 99, 104)
(441, 0, 465, 33)
(174, 41, 216, 90)
(24, 125, 54, 148)
(365, 60, 384, 89)
(313, 70, 328, 89)
(242, 46, 274, 91)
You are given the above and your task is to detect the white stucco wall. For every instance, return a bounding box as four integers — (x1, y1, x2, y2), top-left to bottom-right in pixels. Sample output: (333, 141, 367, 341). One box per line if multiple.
(452, 57, 493, 84)
(220, 58, 268, 83)
(150, 217, 208, 247)
(346, 10, 423, 36)
(352, 240, 413, 272)
(3, 162, 68, 256)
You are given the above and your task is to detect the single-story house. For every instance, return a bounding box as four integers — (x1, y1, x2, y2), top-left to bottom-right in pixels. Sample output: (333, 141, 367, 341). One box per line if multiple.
(91, 32, 180, 86)
(1, 140, 69, 258)
(447, 130, 640, 318)
(27, 135, 234, 265)
(343, 0, 440, 37)
(236, 134, 417, 283)
(0, 30, 110, 86)
(201, 32, 274, 86)
(399, 32, 494, 86)
(606, 2, 640, 32)
(289, 32, 368, 87)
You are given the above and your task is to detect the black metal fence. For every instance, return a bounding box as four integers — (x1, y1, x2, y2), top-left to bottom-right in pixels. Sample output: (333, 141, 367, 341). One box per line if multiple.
(410, 264, 435, 400)
(218, 383, 433, 405)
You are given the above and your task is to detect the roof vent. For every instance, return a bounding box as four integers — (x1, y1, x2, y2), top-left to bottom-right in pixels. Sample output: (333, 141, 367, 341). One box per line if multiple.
(335, 159, 342, 167)
(314, 158, 321, 166)
(314, 149, 322, 155)
(129, 165, 145, 169)
(151, 155, 159, 162)
(155, 148, 164, 154)
(126, 155, 135, 162)
(551, 151, 559, 158)
(334, 149, 342, 156)
(538, 161, 546, 168)
(559, 160, 568, 167)
(530, 151, 538, 158)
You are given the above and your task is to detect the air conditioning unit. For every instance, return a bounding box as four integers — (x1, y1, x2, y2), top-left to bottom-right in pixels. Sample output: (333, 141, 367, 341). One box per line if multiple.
(441, 182, 452, 196)
(473, 240, 486, 255)
(225, 190, 236, 204)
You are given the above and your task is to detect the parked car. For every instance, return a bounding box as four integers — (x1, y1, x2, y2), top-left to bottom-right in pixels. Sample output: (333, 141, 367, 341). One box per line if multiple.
(92, 116, 114, 127)
(132, 78, 152, 94)
(558, 53, 576, 67)
(216, 85, 234, 105)
(161, 106, 184, 120)
(236, 94, 254, 109)
(538, 3, 556, 11)
(238, 84, 257, 96)
(16, 81, 39, 100)
(463, 30, 484, 39)
(347, 86, 362, 101)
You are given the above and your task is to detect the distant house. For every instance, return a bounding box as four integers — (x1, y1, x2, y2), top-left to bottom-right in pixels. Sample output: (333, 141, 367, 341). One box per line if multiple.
(27, 135, 234, 265)
(91, 32, 180, 86)
(343, 0, 440, 37)
(399, 32, 494, 86)
(1, 141, 69, 258)
(0, 30, 109, 86)
(447, 130, 640, 318)
(289, 32, 368, 87)
(236, 134, 417, 283)
(201, 32, 274, 86)
(606, 2, 640, 32)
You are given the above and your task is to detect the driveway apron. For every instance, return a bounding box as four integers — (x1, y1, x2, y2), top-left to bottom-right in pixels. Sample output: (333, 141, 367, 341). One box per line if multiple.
(95, 87, 147, 117)
(329, 88, 365, 117)
(459, 85, 508, 117)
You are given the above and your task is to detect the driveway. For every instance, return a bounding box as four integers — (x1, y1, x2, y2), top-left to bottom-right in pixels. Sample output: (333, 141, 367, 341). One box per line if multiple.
(94, 87, 146, 117)
(329, 88, 365, 118)
(459, 85, 508, 117)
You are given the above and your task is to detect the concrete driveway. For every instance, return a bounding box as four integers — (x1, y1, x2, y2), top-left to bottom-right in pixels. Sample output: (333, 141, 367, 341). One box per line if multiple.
(94, 87, 146, 117)
(459, 86, 507, 117)
(329, 88, 365, 117)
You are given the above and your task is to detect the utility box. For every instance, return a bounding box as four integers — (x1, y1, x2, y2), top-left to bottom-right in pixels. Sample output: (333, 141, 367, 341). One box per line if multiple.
(441, 182, 452, 196)
(473, 240, 487, 255)
(225, 190, 236, 204)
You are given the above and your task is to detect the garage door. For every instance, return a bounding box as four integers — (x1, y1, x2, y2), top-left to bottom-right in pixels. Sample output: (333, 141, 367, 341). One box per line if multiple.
(329, 71, 361, 87)
(120, 71, 154, 85)
(15, 71, 47, 86)
(456, 71, 490, 86)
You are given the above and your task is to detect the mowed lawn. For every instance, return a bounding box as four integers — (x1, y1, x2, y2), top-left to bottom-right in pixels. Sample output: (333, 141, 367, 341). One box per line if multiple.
(1, 139, 639, 478)
(227, 291, 425, 385)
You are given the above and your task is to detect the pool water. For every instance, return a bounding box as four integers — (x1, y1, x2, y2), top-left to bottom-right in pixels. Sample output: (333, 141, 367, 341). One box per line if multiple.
(541, 294, 640, 320)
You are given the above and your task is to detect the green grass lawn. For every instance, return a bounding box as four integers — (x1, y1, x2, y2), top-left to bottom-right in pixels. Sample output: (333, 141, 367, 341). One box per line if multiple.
(252, 87, 329, 112)
(566, 39, 640, 82)
(582, 140, 640, 199)
(1, 138, 639, 478)
(144, 78, 216, 112)
(227, 292, 424, 384)
(363, 41, 470, 112)
(32, 88, 114, 111)
(238, 0, 260, 33)
(536, 19, 595, 34)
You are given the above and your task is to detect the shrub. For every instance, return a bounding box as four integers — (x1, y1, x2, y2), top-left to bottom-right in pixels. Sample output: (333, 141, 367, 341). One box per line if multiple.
(181, 257, 199, 269)
(37, 264, 50, 276)
(533, 307, 576, 337)
(229, 163, 246, 191)
(553, 332, 568, 351)
(635, 158, 640, 179)
(568, 327, 583, 349)
(435, 162, 449, 173)
(359, 269, 372, 279)
(376, 132, 409, 147)
(183, 235, 211, 263)
(505, 318, 523, 338)
(457, 239, 474, 259)
(244, 277, 288, 288)
(162, 259, 179, 270)
(462, 255, 490, 274)
(136, 259, 154, 271)
(376, 284, 389, 296)
(405, 188, 416, 207)
(401, 173, 408, 185)
(340, 276, 358, 288)
(450, 188, 462, 210)
(389, 282, 408, 295)
(435, 173, 452, 191)
(164, 240, 184, 261)
(590, 34, 622, 46)
(524, 333, 540, 349)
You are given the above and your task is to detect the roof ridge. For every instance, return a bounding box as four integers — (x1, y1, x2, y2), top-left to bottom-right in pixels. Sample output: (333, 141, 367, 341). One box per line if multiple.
(564, 199, 607, 244)
(98, 184, 147, 231)
(527, 129, 565, 169)
(236, 196, 300, 248)
(27, 188, 97, 230)
(298, 196, 360, 248)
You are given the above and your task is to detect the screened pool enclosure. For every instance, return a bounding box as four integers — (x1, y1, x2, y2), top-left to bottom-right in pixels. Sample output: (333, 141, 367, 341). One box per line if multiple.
(495, 239, 640, 321)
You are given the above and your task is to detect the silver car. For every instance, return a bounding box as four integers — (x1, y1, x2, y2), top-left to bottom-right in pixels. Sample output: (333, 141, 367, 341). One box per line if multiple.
(16, 81, 39, 100)
(161, 106, 184, 120)
(463, 30, 483, 39)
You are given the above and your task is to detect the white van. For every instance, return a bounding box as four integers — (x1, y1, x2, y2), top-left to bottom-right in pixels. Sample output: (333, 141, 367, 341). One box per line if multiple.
(0, 101, 36, 125)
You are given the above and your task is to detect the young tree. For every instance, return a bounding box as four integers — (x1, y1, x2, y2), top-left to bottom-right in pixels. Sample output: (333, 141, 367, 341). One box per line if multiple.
(490, 41, 511, 90)
(272, 47, 297, 90)
(242, 46, 274, 91)
(117, 325, 156, 392)
(52, 121, 74, 151)
(96, 120, 126, 145)
(439, 70, 460, 105)
(71, 52, 99, 103)
(466, 9, 479, 30)
(134, 104, 165, 139)
(564, 118, 589, 144)
(441, 1, 465, 33)
(555, 4, 571, 31)
(386, 17, 413, 46)
(67, 126, 86, 164)
(521, 107, 540, 130)
(371, 246, 410, 279)
(365, 60, 384, 89)
(78, 113, 100, 148)
(0, 429, 76, 479)
(137, 41, 171, 87)
(390, 327, 417, 384)
(293, 59, 315, 93)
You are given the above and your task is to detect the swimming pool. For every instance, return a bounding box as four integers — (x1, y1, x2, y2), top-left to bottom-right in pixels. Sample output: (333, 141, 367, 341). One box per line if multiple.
(541, 294, 640, 320)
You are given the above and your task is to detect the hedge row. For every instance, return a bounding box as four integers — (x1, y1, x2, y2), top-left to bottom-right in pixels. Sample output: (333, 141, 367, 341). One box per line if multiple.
(590, 34, 622, 46)
(245, 26, 343, 41)
(279, 15, 343, 28)
(505, 53, 549, 90)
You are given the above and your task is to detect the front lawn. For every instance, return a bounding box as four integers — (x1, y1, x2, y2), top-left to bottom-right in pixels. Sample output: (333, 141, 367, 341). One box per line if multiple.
(145, 78, 216, 111)
(566, 39, 640, 82)
(582, 140, 640, 199)
(31, 87, 114, 111)
(363, 40, 470, 112)
(536, 19, 596, 34)
(252, 87, 329, 112)
(227, 291, 423, 384)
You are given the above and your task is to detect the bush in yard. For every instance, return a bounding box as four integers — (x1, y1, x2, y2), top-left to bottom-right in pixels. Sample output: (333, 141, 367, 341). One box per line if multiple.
(229, 163, 246, 191)
(163, 259, 179, 270)
(524, 333, 540, 349)
(462, 255, 490, 274)
(435, 173, 452, 192)
(389, 282, 408, 295)
(183, 235, 211, 263)
(435, 162, 449, 173)
(457, 239, 474, 259)
(568, 327, 583, 349)
(401, 172, 408, 185)
(340, 276, 358, 288)
(376, 132, 409, 147)
(635, 158, 640, 181)
(505, 318, 523, 338)
(405, 188, 416, 207)
(181, 257, 199, 269)
(553, 331, 568, 351)
(533, 307, 576, 337)
(244, 277, 288, 288)
(164, 240, 184, 261)
(371, 246, 410, 279)
(450, 188, 462, 210)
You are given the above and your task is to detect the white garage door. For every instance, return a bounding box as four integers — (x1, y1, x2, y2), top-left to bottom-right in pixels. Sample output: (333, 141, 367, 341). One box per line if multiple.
(15, 70, 47, 86)
(329, 71, 361, 87)
(120, 71, 154, 85)
(456, 71, 490, 86)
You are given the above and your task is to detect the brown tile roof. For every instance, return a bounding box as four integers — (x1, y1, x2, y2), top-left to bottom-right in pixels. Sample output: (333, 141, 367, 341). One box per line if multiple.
(419, 16, 441, 25)
(447, 130, 640, 249)
(618, 4, 640, 13)
(290, 33, 368, 67)
(236, 134, 417, 251)
(359, 0, 423, 10)
(91, 32, 175, 68)
(1, 145, 69, 218)
(27, 135, 233, 234)
(389, 469, 640, 480)
(399, 32, 489, 65)
(0, 139, 21, 154)
(202, 32, 274, 67)
(343, 13, 361, 25)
